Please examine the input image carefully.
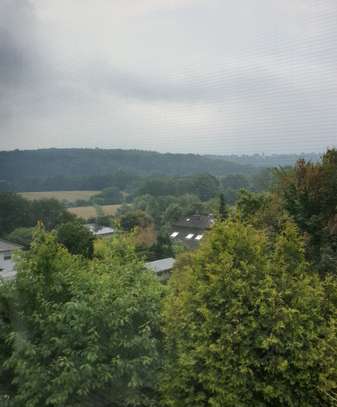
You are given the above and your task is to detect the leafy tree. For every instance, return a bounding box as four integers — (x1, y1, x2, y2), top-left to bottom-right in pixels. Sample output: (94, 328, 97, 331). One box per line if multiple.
(0, 281, 17, 405)
(56, 221, 95, 258)
(5, 227, 163, 406)
(251, 167, 275, 192)
(6, 227, 34, 248)
(236, 190, 286, 239)
(161, 220, 337, 406)
(0, 194, 76, 236)
(276, 149, 337, 273)
(119, 209, 154, 232)
(222, 188, 240, 205)
(91, 187, 123, 205)
(137, 178, 177, 197)
(163, 203, 184, 224)
(0, 193, 31, 236)
(30, 198, 75, 230)
(221, 174, 249, 190)
(218, 193, 227, 221)
(177, 194, 206, 216)
(134, 195, 163, 226)
(236, 189, 268, 219)
(188, 174, 220, 201)
(132, 194, 208, 229)
(135, 174, 219, 202)
(145, 234, 174, 261)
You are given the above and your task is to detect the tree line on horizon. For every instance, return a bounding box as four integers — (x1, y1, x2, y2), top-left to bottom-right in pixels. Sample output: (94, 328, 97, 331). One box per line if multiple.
(0, 148, 320, 193)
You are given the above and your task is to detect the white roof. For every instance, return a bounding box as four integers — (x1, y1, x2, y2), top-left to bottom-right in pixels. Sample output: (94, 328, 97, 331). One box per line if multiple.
(145, 258, 175, 274)
(94, 227, 115, 236)
(85, 224, 115, 236)
(0, 240, 22, 253)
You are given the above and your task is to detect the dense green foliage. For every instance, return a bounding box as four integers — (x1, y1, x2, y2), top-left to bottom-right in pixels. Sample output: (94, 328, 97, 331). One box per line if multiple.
(2, 228, 163, 406)
(0, 149, 255, 192)
(0, 193, 75, 236)
(143, 234, 175, 262)
(56, 221, 95, 258)
(207, 153, 320, 168)
(0, 149, 287, 196)
(0, 282, 16, 405)
(276, 149, 337, 273)
(0, 193, 32, 235)
(0, 149, 320, 192)
(118, 208, 154, 232)
(1, 149, 336, 406)
(6, 227, 34, 248)
(161, 220, 337, 406)
(130, 194, 208, 229)
(218, 193, 227, 221)
(136, 174, 220, 202)
(91, 187, 124, 205)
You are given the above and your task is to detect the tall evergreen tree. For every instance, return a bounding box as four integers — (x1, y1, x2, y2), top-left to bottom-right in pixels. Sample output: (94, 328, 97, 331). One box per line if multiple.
(161, 220, 337, 406)
(219, 193, 227, 221)
(276, 148, 337, 273)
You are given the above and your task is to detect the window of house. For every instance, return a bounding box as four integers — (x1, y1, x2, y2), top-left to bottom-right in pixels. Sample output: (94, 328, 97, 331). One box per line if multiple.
(4, 252, 12, 261)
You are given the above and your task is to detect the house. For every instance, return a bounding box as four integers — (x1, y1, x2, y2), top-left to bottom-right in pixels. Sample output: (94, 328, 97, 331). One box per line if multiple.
(169, 214, 214, 249)
(145, 257, 176, 281)
(0, 240, 22, 281)
(85, 224, 115, 238)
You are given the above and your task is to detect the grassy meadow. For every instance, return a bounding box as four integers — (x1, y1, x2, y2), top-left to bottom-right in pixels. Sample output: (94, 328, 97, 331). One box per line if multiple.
(20, 191, 99, 203)
(68, 205, 121, 220)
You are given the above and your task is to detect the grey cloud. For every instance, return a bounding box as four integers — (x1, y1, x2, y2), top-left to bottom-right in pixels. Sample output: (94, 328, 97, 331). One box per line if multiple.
(0, 0, 49, 126)
(0, 0, 39, 87)
(0, 0, 337, 153)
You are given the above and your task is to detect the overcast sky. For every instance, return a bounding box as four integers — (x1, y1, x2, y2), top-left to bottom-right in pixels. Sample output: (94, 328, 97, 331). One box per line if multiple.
(0, 0, 336, 154)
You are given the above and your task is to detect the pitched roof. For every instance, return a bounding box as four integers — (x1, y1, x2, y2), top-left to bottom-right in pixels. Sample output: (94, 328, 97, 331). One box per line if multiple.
(172, 214, 214, 230)
(145, 257, 175, 274)
(85, 224, 115, 236)
(0, 240, 22, 252)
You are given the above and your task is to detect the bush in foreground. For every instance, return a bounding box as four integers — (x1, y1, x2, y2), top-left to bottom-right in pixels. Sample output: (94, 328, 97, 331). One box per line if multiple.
(3, 227, 163, 407)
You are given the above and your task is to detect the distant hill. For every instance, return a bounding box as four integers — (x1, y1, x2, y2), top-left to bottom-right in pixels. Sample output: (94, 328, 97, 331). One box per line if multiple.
(206, 153, 321, 167)
(0, 148, 319, 192)
(0, 148, 254, 191)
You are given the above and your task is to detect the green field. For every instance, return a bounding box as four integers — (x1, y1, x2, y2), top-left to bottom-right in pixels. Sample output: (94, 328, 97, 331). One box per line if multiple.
(68, 205, 121, 220)
(20, 191, 99, 203)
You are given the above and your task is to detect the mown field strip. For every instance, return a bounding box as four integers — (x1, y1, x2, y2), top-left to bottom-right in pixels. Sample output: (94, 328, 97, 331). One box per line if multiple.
(68, 205, 121, 220)
(20, 191, 99, 203)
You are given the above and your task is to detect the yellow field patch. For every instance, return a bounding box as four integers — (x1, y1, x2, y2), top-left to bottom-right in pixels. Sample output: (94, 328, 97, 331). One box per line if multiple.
(20, 191, 99, 203)
(68, 205, 121, 220)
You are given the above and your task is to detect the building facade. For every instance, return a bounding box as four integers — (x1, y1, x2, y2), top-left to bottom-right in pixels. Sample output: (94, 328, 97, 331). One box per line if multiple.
(0, 240, 22, 280)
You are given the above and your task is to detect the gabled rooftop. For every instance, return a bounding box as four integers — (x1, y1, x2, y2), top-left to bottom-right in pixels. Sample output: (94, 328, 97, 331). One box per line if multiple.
(172, 214, 214, 230)
(85, 224, 115, 236)
(169, 214, 214, 249)
(146, 257, 176, 274)
(0, 240, 22, 253)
